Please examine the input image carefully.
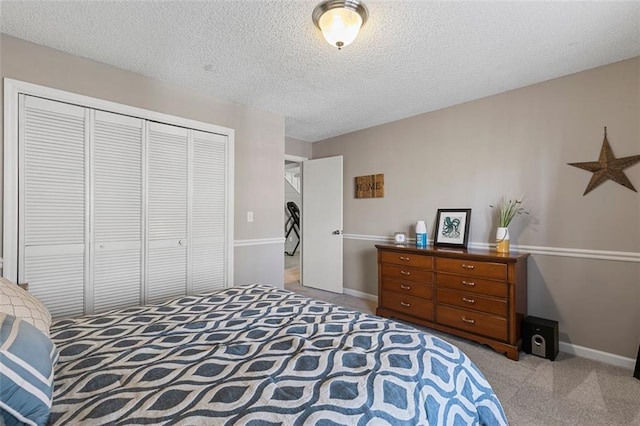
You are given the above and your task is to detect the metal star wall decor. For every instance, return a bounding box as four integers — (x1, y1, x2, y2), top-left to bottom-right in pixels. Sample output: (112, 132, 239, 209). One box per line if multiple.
(568, 127, 640, 196)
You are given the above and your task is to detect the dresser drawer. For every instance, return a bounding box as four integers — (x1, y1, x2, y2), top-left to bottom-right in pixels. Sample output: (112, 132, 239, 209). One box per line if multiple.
(381, 264, 434, 284)
(382, 279, 433, 300)
(436, 258, 506, 280)
(382, 291, 434, 320)
(436, 288, 507, 317)
(436, 305, 507, 341)
(380, 251, 433, 269)
(437, 273, 508, 298)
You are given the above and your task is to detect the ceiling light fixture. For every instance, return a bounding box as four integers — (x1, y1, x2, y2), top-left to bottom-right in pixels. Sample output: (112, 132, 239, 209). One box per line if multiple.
(312, 0, 368, 50)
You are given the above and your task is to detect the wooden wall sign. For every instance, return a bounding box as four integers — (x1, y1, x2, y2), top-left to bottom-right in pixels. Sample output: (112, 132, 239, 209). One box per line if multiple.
(355, 174, 384, 198)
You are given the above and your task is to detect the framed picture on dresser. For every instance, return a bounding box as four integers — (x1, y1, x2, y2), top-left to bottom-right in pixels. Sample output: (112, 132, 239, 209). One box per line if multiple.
(434, 208, 471, 248)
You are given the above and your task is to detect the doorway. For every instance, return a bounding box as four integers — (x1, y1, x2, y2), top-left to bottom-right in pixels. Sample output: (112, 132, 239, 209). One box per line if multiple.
(283, 155, 344, 294)
(284, 155, 306, 286)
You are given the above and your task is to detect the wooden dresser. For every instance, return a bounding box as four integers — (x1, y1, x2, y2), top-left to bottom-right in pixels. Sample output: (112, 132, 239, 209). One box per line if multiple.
(376, 244, 529, 360)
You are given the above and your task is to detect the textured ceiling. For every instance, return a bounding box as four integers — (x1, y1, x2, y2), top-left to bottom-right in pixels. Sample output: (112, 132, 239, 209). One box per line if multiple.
(1, 1, 639, 142)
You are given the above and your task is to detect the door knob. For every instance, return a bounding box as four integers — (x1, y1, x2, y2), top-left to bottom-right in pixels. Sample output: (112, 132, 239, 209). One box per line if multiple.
(332, 230, 343, 235)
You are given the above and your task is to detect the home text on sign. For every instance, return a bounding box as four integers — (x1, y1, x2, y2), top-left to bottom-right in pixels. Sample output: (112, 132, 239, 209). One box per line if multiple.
(355, 174, 384, 198)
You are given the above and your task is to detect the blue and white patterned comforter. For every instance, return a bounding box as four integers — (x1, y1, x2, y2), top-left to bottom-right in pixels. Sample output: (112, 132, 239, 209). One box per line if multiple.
(49, 284, 507, 425)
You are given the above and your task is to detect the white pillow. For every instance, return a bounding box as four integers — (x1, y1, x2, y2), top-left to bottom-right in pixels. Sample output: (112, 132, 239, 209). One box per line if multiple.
(0, 277, 52, 336)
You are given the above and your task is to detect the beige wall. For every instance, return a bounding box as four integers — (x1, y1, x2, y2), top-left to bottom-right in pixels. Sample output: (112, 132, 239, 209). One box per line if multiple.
(313, 58, 640, 359)
(285, 136, 312, 159)
(0, 34, 286, 287)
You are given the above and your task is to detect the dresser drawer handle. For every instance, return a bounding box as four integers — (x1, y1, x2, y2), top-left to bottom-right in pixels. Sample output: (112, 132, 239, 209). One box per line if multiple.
(462, 297, 475, 304)
(461, 316, 475, 324)
(400, 301, 411, 307)
(400, 271, 411, 276)
(462, 280, 475, 287)
(399, 256, 410, 261)
(400, 284, 411, 290)
(461, 264, 475, 270)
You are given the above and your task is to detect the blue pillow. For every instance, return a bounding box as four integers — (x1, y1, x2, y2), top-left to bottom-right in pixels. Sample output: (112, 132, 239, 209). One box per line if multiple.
(0, 313, 58, 426)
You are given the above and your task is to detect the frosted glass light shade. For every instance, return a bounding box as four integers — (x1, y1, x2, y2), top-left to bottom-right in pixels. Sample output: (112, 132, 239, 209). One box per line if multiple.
(312, 0, 368, 50)
(318, 7, 363, 49)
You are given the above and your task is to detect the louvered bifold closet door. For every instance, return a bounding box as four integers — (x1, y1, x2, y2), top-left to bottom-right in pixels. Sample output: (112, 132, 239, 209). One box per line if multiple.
(20, 96, 86, 318)
(147, 122, 188, 304)
(92, 111, 143, 313)
(192, 130, 228, 294)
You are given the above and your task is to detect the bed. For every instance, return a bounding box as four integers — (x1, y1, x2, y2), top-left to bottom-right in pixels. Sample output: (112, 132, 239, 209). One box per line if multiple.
(1, 282, 506, 425)
(40, 284, 506, 425)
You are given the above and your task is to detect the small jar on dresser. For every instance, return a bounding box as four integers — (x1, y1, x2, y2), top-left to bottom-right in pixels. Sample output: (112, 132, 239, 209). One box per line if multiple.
(375, 244, 529, 361)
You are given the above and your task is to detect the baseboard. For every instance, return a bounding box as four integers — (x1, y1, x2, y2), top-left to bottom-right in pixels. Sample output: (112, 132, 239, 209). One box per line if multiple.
(559, 341, 636, 370)
(343, 287, 378, 303)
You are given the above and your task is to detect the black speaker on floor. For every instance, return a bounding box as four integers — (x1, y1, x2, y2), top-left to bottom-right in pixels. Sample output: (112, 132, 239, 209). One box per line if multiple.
(523, 316, 559, 361)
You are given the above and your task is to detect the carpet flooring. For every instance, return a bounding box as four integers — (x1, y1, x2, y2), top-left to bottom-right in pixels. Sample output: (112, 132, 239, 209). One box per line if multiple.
(284, 281, 640, 426)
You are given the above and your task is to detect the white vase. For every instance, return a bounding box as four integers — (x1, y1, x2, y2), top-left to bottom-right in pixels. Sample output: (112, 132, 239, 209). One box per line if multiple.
(496, 227, 510, 253)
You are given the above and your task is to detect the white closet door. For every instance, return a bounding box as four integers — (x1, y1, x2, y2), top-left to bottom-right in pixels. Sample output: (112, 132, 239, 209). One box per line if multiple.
(20, 96, 86, 318)
(147, 122, 188, 304)
(191, 130, 228, 294)
(92, 111, 143, 313)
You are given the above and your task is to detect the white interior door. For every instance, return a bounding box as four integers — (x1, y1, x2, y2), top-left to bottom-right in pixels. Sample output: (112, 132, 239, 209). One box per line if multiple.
(92, 110, 143, 313)
(20, 95, 86, 318)
(191, 130, 228, 294)
(147, 122, 188, 304)
(301, 156, 343, 294)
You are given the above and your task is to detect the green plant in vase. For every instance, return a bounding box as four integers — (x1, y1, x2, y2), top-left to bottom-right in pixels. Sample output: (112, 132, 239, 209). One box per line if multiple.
(490, 196, 529, 253)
